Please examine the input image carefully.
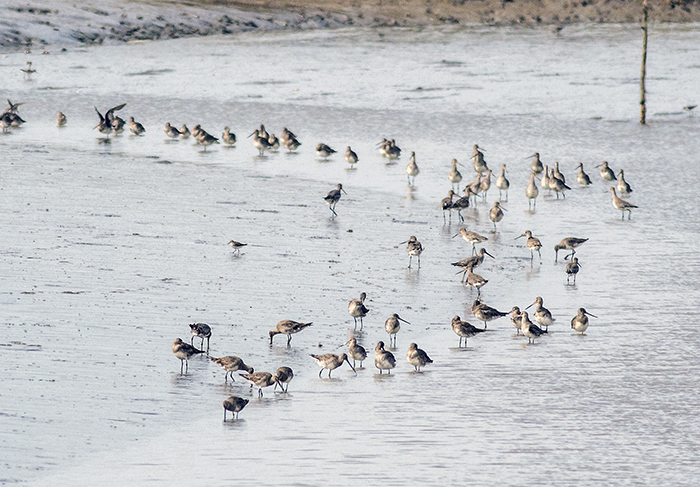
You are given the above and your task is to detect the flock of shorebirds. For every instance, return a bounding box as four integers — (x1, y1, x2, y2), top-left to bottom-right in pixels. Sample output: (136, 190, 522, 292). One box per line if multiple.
(5, 99, 636, 421)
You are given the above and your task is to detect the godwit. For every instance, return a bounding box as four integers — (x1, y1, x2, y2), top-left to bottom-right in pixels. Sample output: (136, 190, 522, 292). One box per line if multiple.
(451, 315, 485, 347)
(554, 237, 588, 262)
(222, 127, 236, 145)
(565, 257, 581, 284)
(520, 311, 547, 344)
(406, 343, 433, 371)
(549, 172, 571, 199)
(465, 175, 482, 206)
(529, 152, 544, 174)
(541, 166, 551, 194)
(128, 117, 145, 135)
(164, 122, 180, 139)
(310, 353, 356, 378)
(496, 164, 509, 200)
(223, 396, 249, 420)
(452, 248, 494, 282)
(509, 306, 523, 334)
(111, 115, 125, 134)
(471, 298, 508, 328)
(553, 161, 566, 184)
(95, 103, 126, 134)
(210, 356, 254, 382)
(472, 145, 489, 174)
(269, 320, 312, 346)
(451, 192, 471, 223)
(21, 61, 36, 78)
(380, 139, 401, 160)
(616, 169, 633, 194)
(576, 163, 592, 185)
(240, 372, 278, 397)
(267, 133, 279, 151)
(274, 367, 294, 392)
(179, 125, 191, 139)
(280, 127, 297, 144)
(489, 201, 505, 231)
(284, 135, 301, 152)
(571, 308, 597, 333)
(400, 235, 423, 269)
(406, 151, 419, 185)
(172, 338, 204, 374)
(526, 296, 555, 331)
(196, 130, 219, 150)
(385, 313, 410, 347)
(343, 337, 367, 368)
(249, 129, 271, 155)
(228, 239, 247, 255)
(440, 190, 456, 223)
(453, 228, 488, 254)
(316, 143, 337, 159)
(448, 158, 463, 191)
(526, 173, 539, 209)
(597, 161, 617, 181)
(348, 292, 369, 330)
(189, 323, 211, 352)
(479, 170, 492, 201)
(324, 183, 346, 216)
(465, 267, 488, 296)
(608, 187, 637, 219)
(345, 146, 359, 166)
(375, 341, 396, 374)
(56, 111, 67, 127)
(515, 230, 542, 263)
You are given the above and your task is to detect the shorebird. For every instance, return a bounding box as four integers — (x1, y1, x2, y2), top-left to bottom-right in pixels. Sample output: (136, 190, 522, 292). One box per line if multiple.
(549, 172, 571, 199)
(609, 187, 637, 219)
(269, 320, 312, 346)
(280, 127, 297, 144)
(189, 323, 211, 352)
(210, 356, 254, 382)
(95, 103, 125, 135)
(472, 145, 489, 174)
(128, 117, 145, 135)
(343, 337, 367, 368)
(222, 127, 236, 146)
(616, 169, 633, 194)
(509, 306, 523, 334)
(310, 353, 356, 378)
(380, 139, 401, 160)
(406, 151, 419, 185)
(451, 315, 485, 347)
(479, 170, 492, 201)
(464, 175, 482, 205)
(385, 313, 410, 347)
(452, 248, 494, 282)
(471, 298, 509, 328)
(348, 292, 369, 330)
(576, 163, 592, 185)
(284, 135, 302, 152)
(565, 257, 581, 284)
(267, 133, 279, 151)
(526, 296, 555, 331)
(375, 341, 396, 374)
(465, 267, 488, 296)
(192, 125, 203, 139)
(345, 146, 359, 166)
(20, 61, 36, 78)
(56, 111, 67, 127)
(258, 124, 269, 139)
(406, 343, 432, 371)
(228, 239, 247, 256)
(684, 105, 697, 114)
(172, 338, 204, 374)
(489, 201, 505, 231)
(400, 235, 423, 269)
(554, 237, 588, 262)
(520, 310, 547, 344)
(163, 122, 180, 139)
(324, 183, 346, 216)
(597, 161, 617, 181)
(195, 130, 219, 150)
(240, 372, 278, 397)
(441, 190, 456, 223)
(571, 308, 597, 333)
(516, 230, 542, 263)
(249, 129, 271, 155)
(529, 152, 544, 174)
(111, 115, 125, 134)
(223, 396, 249, 420)
(448, 158, 463, 191)
(496, 164, 509, 200)
(179, 125, 191, 139)
(553, 161, 566, 184)
(451, 192, 471, 223)
(316, 143, 336, 159)
(453, 228, 488, 254)
(541, 166, 551, 194)
(526, 173, 539, 209)
(274, 367, 294, 392)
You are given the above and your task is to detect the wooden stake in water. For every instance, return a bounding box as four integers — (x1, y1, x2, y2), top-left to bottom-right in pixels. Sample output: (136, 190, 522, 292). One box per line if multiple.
(640, 0, 648, 125)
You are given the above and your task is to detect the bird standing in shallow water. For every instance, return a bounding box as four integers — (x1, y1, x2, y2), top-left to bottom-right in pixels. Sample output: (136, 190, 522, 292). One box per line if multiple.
(526, 296, 555, 331)
(129, 117, 145, 135)
(526, 173, 539, 209)
(520, 311, 547, 344)
(529, 152, 544, 174)
(240, 372, 279, 397)
(616, 170, 633, 194)
(163, 122, 180, 139)
(597, 161, 617, 181)
(385, 313, 410, 347)
(269, 320, 312, 346)
(489, 201, 505, 231)
(453, 228, 488, 255)
(448, 158, 463, 191)
(496, 164, 509, 200)
(324, 183, 346, 217)
(316, 143, 337, 159)
(554, 237, 588, 262)
(223, 396, 248, 420)
(345, 146, 359, 167)
(228, 239, 247, 256)
(343, 337, 367, 368)
(565, 257, 581, 284)
(274, 367, 294, 392)
(189, 323, 211, 352)
(571, 308, 597, 333)
(348, 292, 369, 330)
(210, 356, 254, 382)
(465, 266, 488, 296)
(172, 338, 204, 374)
(400, 235, 423, 269)
(310, 353, 356, 378)
(406, 343, 433, 371)
(56, 111, 67, 127)
(608, 187, 637, 220)
(452, 248, 494, 282)
(516, 230, 542, 263)
(406, 151, 419, 185)
(576, 163, 592, 185)
(451, 315, 485, 347)
(471, 298, 508, 328)
(440, 190, 456, 223)
(375, 341, 396, 374)
(222, 127, 236, 146)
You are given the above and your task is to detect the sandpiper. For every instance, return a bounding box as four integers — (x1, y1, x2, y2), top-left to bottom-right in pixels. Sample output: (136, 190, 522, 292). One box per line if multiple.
(179, 125, 191, 139)
(520, 310, 547, 344)
(451, 315, 485, 347)
(448, 158, 463, 191)
(249, 129, 271, 155)
(56, 111, 67, 127)
(529, 152, 544, 174)
(565, 257, 581, 284)
(164, 122, 180, 139)
(385, 313, 410, 347)
(195, 130, 219, 150)
(274, 366, 294, 392)
(189, 323, 211, 352)
(172, 338, 204, 374)
(95, 103, 126, 135)
(400, 235, 423, 269)
(345, 146, 359, 166)
(609, 187, 637, 219)
(549, 172, 571, 199)
(128, 117, 145, 136)
(223, 396, 249, 420)
(310, 353, 356, 378)
(222, 127, 236, 146)
(479, 169, 492, 201)
(267, 133, 279, 151)
(496, 164, 509, 200)
(228, 239, 247, 256)
(348, 292, 369, 330)
(375, 341, 396, 374)
(343, 337, 367, 368)
(452, 248, 494, 282)
(489, 201, 505, 231)
(526, 173, 539, 209)
(269, 320, 312, 346)
(465, 267, 488, 296)
(616, 169, 633, 194)
(553, 161, 566, 184)
(284, 135, 302, 152)
(571, 308, 597, 333)
(240, 372, 278, 397)
(516, 230, 542, 263)
(472, 144, 489, 174)
(210, 356, 254, 382)
(453, 228, 488, 254)
(576, 163, 592, 185)
(597, 161, 617, 181)
(471, 298, 508, 328)
(316, 143, 337, 159)
(554, 237, 588, 262)
(406, 343, 433, 371)
(509, 306, 523, 334)
(441, 190, 456, 223)
(324, 183, 346, 217)
(526, 296, 555, 331)
(406, 151, 420, 185)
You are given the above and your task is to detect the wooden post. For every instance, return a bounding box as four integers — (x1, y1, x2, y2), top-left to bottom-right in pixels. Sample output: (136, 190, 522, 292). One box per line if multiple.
(640, 0, 648, 125)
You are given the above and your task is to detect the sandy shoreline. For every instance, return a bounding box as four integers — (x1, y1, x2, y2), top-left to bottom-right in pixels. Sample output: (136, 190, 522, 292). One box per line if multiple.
(1, 0, 699, 49)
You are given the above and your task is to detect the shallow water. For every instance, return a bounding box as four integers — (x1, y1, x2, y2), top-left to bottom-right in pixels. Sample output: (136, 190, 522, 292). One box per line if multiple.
(1, 24, 700, 486)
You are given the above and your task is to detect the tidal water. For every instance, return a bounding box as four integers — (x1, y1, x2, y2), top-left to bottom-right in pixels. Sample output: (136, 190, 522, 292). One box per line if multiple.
(1, 24, 700, 486)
